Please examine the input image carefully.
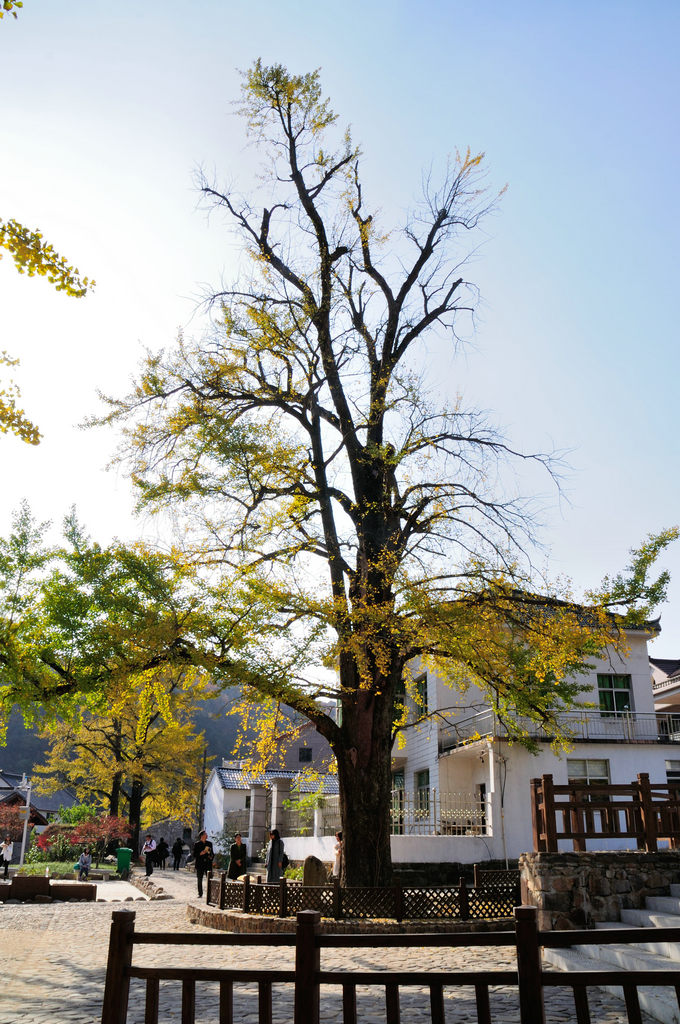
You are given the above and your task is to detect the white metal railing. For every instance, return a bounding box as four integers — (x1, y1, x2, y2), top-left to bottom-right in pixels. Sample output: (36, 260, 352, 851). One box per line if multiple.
(438, 709, 680, 753)
(279, 790, 487, 837)
(391, 789, 487, 836)
(653, 676, 680, 692)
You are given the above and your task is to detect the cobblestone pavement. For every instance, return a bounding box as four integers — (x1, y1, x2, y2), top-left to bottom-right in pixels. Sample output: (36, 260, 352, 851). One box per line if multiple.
(3, 869, 656, 1023)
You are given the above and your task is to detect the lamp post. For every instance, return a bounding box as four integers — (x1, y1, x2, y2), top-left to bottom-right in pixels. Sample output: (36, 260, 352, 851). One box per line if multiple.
(18, 773, 31, 866)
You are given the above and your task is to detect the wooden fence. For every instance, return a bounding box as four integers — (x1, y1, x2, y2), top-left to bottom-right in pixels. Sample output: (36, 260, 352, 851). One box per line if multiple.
(531, 772, 680, 852)
(206, 872, 520, 921)
(101, 904, 680, 1024)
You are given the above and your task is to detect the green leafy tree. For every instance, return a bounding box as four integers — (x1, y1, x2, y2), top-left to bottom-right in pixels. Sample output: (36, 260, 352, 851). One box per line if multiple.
(34, 667, 212, 851)
(99, 61, 677, 885)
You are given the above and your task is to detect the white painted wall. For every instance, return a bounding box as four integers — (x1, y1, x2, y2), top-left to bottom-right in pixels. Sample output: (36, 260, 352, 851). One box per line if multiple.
(203, 770, 251, 845)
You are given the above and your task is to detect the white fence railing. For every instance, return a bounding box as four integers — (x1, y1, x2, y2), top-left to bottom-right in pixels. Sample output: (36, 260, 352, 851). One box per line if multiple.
(439, 709, 680, 753)
(283, 791, 488, 837)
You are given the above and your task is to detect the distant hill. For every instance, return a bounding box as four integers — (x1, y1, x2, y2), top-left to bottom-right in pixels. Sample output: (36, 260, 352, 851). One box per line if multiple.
(1, 690, 247, 779)
(0, 706, 50, 775)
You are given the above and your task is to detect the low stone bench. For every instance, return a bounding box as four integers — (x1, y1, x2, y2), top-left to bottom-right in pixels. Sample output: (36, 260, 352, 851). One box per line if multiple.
(49, 881, 97, 902)
(4, 877, 97, 902)
(11, 875, 50, 900)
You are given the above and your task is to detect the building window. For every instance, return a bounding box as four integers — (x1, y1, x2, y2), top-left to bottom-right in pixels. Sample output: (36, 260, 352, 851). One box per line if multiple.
(567, 758, 610, 786)
(666, 760, 680, 785)
(415, 768, 430, 811)
(298, 747, 313, 763)
(392, 676, 406, 724)
(597, 674, 633, 717)
(415, 673, 428, 717)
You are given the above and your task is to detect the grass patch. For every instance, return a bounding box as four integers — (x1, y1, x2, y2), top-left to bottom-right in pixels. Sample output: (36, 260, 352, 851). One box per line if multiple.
(16, 861, 78, 877)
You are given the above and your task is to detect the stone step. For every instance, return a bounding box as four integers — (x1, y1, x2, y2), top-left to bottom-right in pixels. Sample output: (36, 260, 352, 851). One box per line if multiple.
(596, 918, 680, 959)
(543, 947, 680, 1024)
(573, 938, 680, 974)
(621, 908, 680, 928)
(646, 895, 680, 914)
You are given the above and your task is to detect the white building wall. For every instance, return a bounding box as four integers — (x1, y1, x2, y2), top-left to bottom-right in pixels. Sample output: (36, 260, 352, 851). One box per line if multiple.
(203, 771, 251, 845)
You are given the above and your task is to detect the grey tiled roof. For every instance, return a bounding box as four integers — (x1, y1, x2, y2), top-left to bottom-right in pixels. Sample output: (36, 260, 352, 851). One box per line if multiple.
(214, 767, 339, 794)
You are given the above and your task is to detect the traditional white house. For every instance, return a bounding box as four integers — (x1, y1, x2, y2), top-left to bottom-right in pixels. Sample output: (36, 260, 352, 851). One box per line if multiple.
(202, 715, 338, 860)
(391, 621, 679, 863)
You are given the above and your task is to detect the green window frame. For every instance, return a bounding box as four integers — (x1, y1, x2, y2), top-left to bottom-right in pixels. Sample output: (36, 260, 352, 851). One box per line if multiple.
(597, 674, 633, 717)
(415, 673, 428, 718)
(415, 768, 430, 811)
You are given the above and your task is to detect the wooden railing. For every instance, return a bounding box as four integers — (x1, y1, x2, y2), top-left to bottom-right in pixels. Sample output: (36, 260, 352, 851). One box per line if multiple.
(101, 905, 680, 1024)
(206, 872, 519, 921)
(531, 772, 680, 852)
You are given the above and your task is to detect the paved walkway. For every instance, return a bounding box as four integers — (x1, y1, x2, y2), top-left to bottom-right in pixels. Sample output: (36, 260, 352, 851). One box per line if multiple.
(3, 869, 656, 1023)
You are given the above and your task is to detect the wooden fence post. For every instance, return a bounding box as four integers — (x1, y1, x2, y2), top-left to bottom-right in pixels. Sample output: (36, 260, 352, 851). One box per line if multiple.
(332, 876, 342, 920)
(530, 779, 545, 852)
(218, 870, 227, 910)
(279, 875, 288, 918)
(393, 882, 404, 923)
(515, 906, 545, 1024)
(243, 874, 251, 913)
(638, 773, 658, 852)
(294, 910, 320, 1024)
(101, 909, 135, 1024)
(458, 877, 469, 921)
(473, 863, 480, 888)
(542, 775, 557, 853)
(569, 787, 586, 853)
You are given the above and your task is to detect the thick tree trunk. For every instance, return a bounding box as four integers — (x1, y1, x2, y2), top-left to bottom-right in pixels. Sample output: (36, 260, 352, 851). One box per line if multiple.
(109, 772, 122, 818)
(128, 778, 144, 854)
(335, 656, 400, 887)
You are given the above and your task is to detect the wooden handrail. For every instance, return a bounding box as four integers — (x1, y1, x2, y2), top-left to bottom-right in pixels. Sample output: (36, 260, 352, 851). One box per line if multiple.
(531, 774, 680, 852)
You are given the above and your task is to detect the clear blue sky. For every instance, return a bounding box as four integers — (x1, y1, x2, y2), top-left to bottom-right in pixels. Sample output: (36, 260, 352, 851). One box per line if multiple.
(1, 1, 679, 651)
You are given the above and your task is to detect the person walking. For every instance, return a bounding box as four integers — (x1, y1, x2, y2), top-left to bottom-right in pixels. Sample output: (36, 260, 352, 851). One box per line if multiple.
(227, 833, 247, 879)
(1, 836, 12, 880)
(141, 834, 156, 877)
(78, 847, 92, 881)
(265, 828, 285, 884)
(171, 836, 184, 870)
(156, 837, 169, 869)
(192, 830, 214, 898)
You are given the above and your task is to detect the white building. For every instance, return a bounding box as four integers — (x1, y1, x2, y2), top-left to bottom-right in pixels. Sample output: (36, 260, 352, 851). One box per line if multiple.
(394, 622, 678, 863)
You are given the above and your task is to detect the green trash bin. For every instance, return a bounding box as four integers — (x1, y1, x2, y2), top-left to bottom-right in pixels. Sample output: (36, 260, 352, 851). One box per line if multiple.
(116, 847, 133, 878)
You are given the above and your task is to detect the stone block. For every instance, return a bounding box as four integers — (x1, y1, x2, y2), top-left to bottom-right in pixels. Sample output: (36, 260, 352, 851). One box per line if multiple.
(302, 855, 329, 886)
(10, 876, 50, 900)
(49, 882, 96, 902)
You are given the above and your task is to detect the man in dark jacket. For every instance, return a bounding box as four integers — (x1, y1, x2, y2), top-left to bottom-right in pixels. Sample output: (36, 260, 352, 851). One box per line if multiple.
(192, 830, 214, 897)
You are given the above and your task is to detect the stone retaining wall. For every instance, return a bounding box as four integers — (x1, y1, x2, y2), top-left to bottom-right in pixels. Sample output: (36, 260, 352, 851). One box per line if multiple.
(520, 850, 680, 930)
(186, 903, 513, 934)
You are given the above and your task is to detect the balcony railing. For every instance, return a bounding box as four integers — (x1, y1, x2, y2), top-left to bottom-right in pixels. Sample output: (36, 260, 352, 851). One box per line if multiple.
(438, 709, 680, 755)
(296, 791, 487, 837)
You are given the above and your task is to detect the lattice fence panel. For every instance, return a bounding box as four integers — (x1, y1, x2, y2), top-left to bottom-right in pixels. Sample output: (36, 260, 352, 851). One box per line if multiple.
(287, 885, 334, 915)
(259, 883, 281, 915)
(222, 881, 244, 909)
(403, 886, 461, 919)
(475, 869, 520, 887)
(342, 886, 397, 919)
(469, 886, 517, 919)
(206, 878, 220, 905)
